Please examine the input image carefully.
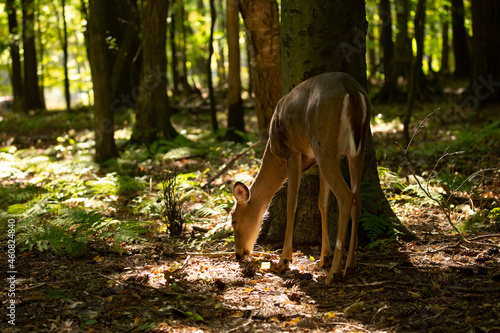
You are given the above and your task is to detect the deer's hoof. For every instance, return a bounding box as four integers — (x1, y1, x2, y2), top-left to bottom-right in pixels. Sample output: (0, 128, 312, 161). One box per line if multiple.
(344, 266, 357, 277)
(319, 255, 333, 268)
(279, 257, 292, 269)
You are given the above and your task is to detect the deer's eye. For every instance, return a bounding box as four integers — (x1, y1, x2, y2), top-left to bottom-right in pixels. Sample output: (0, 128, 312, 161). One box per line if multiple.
(231, 220, 237, 227)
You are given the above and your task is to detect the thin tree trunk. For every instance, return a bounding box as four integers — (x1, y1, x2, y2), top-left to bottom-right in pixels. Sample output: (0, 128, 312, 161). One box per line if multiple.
(470, 0, 500, 104)
(224, 0, 245, 141)
(404, 0, 426, 144)
(379, 0, 393, 81)
(179, 0, 192, 96)
(169, 7, 180, 96)
(22, 0, 45, 111)
(133, 0, 177, 144)
(88, 0, 118, 163)
(441, 20, 450, 74)
(6, 0, 26, 114)
(207, 0, 218, 132)
(451, 0, 471, 78)
(62, 0, 71, 111)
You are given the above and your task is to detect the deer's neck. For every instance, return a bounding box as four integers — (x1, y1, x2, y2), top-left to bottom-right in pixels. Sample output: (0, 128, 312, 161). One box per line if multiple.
(249, 145, 287, 211)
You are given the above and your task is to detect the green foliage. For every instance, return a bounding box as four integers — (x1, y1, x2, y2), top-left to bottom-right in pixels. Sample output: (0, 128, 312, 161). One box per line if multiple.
(15, 208, 145, 255)
(158, 168, 185, 236)
(359, 182, 396, 243)
(402, 182, 443, 207)
(458, 211, 490, 233)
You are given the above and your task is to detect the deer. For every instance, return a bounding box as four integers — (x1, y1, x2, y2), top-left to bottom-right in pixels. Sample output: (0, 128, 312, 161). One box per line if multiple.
(231, 72, 372, 284)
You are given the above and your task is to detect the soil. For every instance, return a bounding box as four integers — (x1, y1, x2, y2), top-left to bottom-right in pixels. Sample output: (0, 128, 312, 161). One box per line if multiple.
(2, 208, 500, 332)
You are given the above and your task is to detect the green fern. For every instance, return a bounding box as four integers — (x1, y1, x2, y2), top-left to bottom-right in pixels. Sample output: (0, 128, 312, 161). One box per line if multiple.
(359, 182, 396, 243)
(16, 208, 145, 255)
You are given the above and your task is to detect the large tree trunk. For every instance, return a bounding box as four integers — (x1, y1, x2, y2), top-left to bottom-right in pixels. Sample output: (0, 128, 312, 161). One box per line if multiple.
(88, 0, 118, 163)
(224, 0, 245, 142)
(133, 0, 177, 144)
(239, 0, 282, 145)
(469, 1, 500, 105)
(6, 0, 27, 114)
(259, 0, 415, 248)
(451, 0, 471, 78)
(22, 0, 45, 111)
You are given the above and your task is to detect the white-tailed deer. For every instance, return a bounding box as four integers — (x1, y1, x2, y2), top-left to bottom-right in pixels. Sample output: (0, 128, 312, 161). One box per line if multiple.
(231, 72, 371, 283)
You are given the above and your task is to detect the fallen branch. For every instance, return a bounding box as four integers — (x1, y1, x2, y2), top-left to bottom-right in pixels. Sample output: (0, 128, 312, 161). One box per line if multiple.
(174, 251, 234, 258)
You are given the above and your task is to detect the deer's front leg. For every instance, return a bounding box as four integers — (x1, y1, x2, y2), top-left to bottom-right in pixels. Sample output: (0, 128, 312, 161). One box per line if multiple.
(279, 153, 302, 268)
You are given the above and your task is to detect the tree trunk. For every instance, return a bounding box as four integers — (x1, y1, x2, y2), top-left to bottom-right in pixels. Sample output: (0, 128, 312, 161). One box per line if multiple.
(404, 0, 426, 144)
(451, 0, 471, 78)
(379, 0, 393, 82)
(108, 0, 141, 109)
(133, 0, 177, 144)
(169, 6, 180, 96)
(88, 0, 118, 163)
(6, 0, 27, 114)
(62, 0, 71, 111)
(469, 1, 500, 105)
(374, 0, 412, 103)
(178, 1, 193, 96)
(22, 0, 45, 111)
(207, 0, 219, 133)
(260, 0, 416, 248)
(224, 0, 245, 142)
(239, 0, 282, 145)
(441, 19, 450, 74)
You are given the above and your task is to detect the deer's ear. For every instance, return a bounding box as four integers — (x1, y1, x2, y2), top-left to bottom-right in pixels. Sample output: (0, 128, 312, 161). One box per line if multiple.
(233, 182, 250, 204)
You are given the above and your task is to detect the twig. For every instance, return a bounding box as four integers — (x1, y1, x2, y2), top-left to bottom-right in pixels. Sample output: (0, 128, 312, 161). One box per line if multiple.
(397, 111, 500, 249)
(467, 234, 500, 241)
(174, 251, 234, 258)
(314, 281, 387, 289)
(370, 305, 389, 326)
(204, 141, 261, 187)
(327, 322, 371, 332)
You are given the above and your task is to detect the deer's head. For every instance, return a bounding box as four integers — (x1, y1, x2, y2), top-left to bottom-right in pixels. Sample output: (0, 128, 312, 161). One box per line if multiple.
(231, 182, 264, 261)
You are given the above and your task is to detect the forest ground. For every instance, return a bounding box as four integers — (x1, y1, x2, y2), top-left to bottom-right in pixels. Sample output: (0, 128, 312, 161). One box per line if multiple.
(1, 96, 500, 332)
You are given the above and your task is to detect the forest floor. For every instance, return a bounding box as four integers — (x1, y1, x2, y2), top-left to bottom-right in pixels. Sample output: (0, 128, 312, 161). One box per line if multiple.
(1, 101, 500, 332)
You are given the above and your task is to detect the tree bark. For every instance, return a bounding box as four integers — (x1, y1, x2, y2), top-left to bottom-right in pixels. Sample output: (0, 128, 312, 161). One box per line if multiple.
(239, 0, 282, 145)
(133, 0, 177, 144)
(404, 0, 426, 144)
(62, 0, 71, 111)
(169, 6, 180, 96)
(470, 1, 500, 105)
(6, 0, 27, 114)
(374, 0, 412, 103)
(379, 0, 393, 82)
(260, 0, 415, 248)
(451, 0, 471, 78)
(441, 19, 450, 74)
(224, 0, 245, 141)
(88, 0, 118, 163)
(207, 0, 219, 133)
(22, 0, 45, 111)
